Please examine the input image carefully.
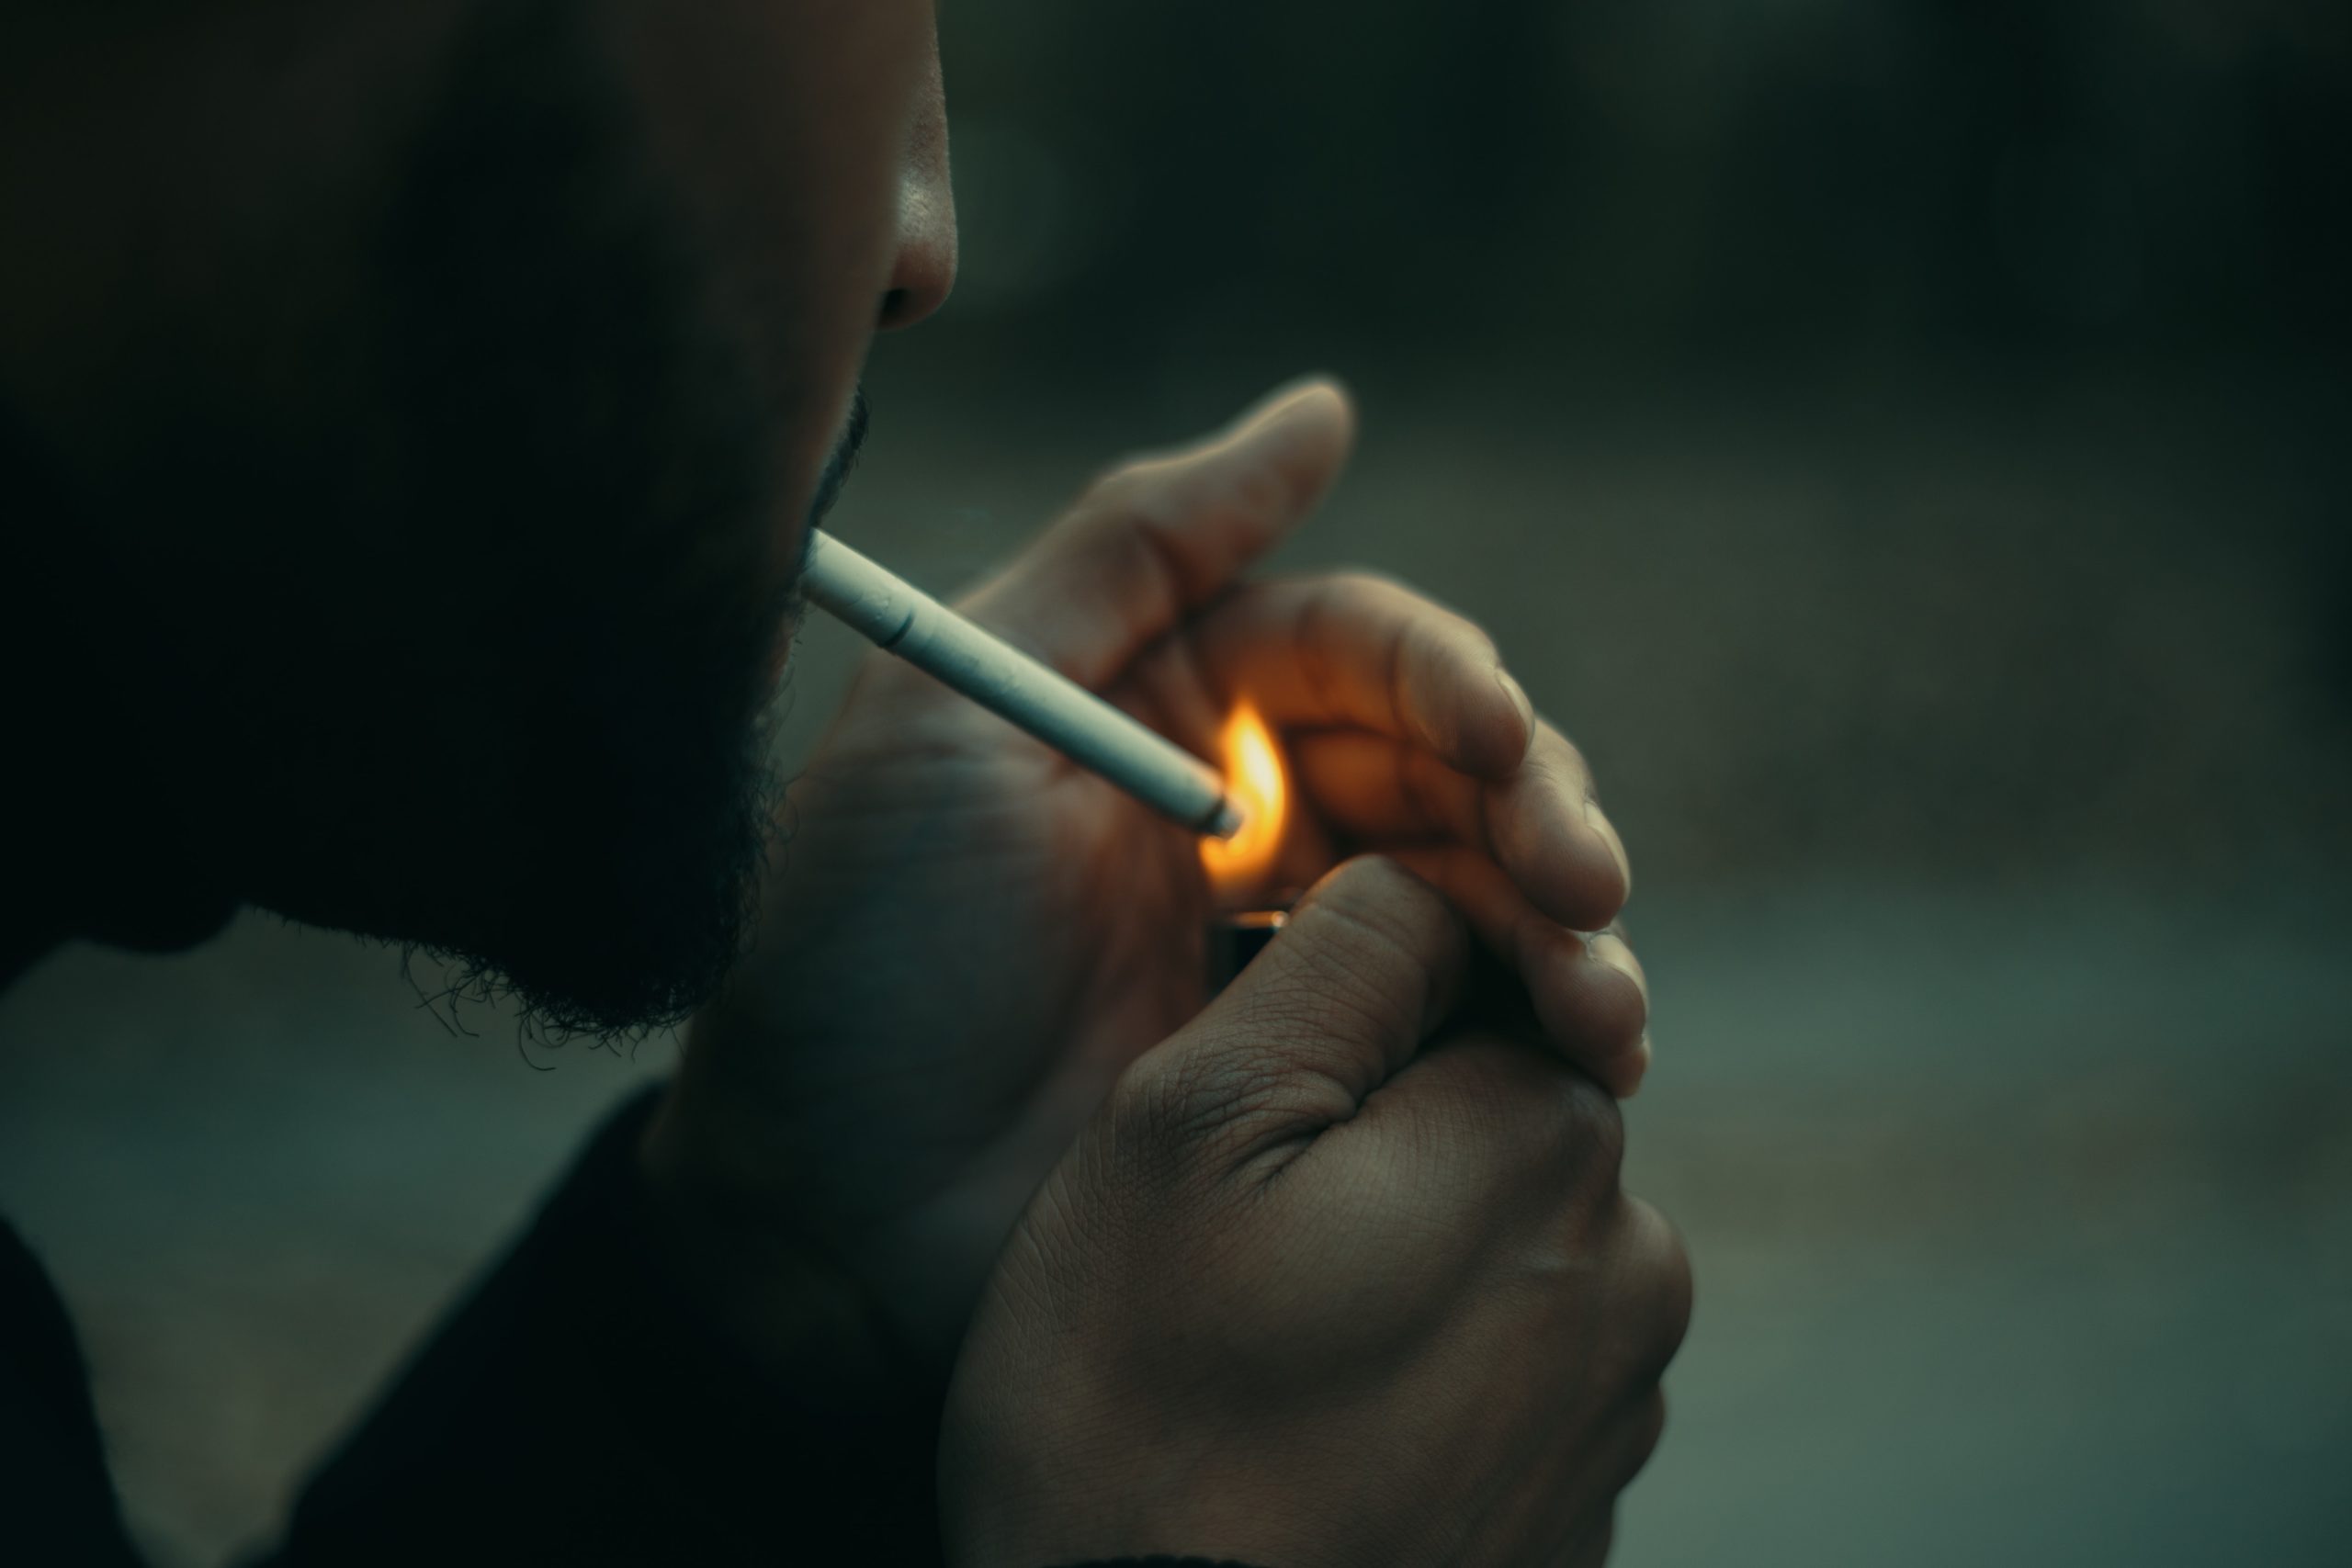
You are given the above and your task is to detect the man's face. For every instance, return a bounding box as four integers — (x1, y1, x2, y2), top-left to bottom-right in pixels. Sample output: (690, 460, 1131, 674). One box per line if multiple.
(1, 1, 953, 1032)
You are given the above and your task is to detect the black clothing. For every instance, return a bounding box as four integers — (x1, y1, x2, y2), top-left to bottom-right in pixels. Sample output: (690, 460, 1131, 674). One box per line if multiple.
(0, 1216, 142, 1566)
(1, 1089, 1261, 1566)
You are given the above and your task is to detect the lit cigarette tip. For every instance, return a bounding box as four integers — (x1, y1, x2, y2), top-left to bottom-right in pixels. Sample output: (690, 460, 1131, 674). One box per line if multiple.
(1205, 796, 1248, 841)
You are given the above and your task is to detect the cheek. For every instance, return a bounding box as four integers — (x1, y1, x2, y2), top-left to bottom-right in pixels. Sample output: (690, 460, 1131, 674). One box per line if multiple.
(599, 0, 933, 517)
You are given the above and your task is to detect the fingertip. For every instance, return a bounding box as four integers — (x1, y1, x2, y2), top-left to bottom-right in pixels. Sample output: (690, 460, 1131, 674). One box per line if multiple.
(1495, 788, 1629, 933)
(1497, 669, 1536, 745)
(1585, 802, 1634, 905)
(1587, 931, 1649, 1013)
(1589, 1032, 1653, 1100)
(1256, 371, 1353, 420)
(1286, 853, 1474, 1034)
(1241, 375, 1357, 459)
(1521, 924, 1646, 1081)
(1562, 813, 1634, 932)
(1204, 378, 1356, 539)
(1617, 1034, 1654, 1099)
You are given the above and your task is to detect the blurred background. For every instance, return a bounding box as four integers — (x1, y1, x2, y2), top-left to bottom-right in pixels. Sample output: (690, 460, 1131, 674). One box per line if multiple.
(3, 1, 2346, 1562)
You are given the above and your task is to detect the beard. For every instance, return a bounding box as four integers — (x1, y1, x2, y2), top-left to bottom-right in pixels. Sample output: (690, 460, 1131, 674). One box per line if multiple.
(358, 0, 830, 1040)
(116, 0, 849, 1041)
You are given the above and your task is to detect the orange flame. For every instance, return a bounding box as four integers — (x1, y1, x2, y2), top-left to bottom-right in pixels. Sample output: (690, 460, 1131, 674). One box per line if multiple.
(1200, 701, 1287, 899)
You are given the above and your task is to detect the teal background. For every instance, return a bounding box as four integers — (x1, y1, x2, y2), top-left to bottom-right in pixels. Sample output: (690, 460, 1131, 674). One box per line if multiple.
(3, 4, 2346, 1562)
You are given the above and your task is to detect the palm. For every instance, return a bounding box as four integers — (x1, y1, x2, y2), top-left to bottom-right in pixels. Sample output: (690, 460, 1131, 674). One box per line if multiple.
(729, 664, 1215, 1251)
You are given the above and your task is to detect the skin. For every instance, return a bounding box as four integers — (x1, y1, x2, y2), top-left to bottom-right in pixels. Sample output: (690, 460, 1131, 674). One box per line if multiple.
(650, 379, 1659, 1366)
(1, 3, 1686, 1560)
(945, 859, 1689, 1567)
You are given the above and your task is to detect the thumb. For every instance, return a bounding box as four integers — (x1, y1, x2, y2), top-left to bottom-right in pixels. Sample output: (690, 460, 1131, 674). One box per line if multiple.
(1123, 857, 1471, 1168)
(955, 376, 1356, 692)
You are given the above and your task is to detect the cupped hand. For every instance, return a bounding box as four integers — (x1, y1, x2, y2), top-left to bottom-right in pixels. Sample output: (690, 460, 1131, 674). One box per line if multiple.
(944, 858, 1690, 1568)
(641, 377, 1648, 1361)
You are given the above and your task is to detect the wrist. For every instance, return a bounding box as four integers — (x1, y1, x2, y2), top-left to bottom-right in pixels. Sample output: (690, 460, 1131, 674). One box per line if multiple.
(842, 1183, 1038, 1371)
(635, 1085, 940, 1396)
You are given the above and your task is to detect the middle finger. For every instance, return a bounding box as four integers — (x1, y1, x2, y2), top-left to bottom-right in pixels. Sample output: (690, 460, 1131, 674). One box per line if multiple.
(1291, 721, 1631, 932)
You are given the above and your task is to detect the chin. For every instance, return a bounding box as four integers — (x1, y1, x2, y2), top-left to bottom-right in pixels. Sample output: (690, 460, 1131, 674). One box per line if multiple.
(436, 759, 776, 1039)
(313, 577, 787, 1041)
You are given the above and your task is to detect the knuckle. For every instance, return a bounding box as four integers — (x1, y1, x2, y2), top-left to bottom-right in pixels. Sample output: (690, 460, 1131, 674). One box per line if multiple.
(1430, 1042, 1550, 1141)
(1080, 455, 1179, 522)
(1620, 1196, 1695, 1359)
(1322, 566, 1410, 606)
(1324, 568, 1489, 639)
(1554, 1069, 1628, 1184)
(1114, 1022, 1344, 1171)
(1418, 1039, 1606, 1193)
(1322, 570, 1500, 659)
(1118, 1045, 1265, 1148)
(1106, 1057, 1178, 1155)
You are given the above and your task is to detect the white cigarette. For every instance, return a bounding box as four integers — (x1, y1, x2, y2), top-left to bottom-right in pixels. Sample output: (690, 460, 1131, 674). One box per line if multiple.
(799, 530, 1245, 840)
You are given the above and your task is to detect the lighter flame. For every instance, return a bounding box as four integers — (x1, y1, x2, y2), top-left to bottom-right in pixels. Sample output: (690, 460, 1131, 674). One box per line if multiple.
(1200, 701, 1287, 897)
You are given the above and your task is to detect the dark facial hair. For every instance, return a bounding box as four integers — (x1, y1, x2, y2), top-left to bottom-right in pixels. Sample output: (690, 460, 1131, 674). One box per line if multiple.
(356, 0, 816, 1038)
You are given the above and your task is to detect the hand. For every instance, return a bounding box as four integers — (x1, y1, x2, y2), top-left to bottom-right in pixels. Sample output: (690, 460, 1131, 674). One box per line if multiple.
(943, 857, 1691, 1568)
(641, 378, 1649, 1362)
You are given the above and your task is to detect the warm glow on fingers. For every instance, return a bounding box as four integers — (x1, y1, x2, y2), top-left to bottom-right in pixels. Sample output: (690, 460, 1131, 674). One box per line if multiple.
(1200, 702, 1288, 900)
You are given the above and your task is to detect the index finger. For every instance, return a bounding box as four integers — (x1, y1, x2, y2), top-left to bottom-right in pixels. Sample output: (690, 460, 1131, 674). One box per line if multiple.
(1182, 572, 1538, 780)
(954, 378, 1356, 691)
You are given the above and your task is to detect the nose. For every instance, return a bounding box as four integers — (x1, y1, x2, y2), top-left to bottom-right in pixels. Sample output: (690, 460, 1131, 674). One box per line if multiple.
(877, 42, 956, 331)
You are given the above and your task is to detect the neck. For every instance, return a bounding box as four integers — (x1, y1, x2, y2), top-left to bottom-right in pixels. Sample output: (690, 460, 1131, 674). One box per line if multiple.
(1, 412, 237, 998)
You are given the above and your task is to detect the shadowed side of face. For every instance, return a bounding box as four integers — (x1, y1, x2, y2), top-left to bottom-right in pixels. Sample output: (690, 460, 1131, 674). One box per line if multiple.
(3, 0, 949, 1032)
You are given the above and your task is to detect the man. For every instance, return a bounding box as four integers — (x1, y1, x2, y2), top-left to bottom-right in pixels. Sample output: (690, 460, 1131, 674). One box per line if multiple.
(1, 3, 1689, 1563)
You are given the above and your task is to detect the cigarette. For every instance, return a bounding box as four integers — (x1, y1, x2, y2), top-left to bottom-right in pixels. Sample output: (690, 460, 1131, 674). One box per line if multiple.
(799, 530, 1246, 840)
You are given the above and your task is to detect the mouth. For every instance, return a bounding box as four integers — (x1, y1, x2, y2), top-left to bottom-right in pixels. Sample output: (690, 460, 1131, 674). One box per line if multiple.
(756, 387, 868, 696)
(804, 385, 872, 536)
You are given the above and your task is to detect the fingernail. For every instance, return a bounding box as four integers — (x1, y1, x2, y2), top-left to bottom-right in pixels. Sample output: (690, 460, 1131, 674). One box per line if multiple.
(1494, 668, 1535, 748)
(1589, 931, 1648, 1008)
(1584, 800, 1633, 899)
